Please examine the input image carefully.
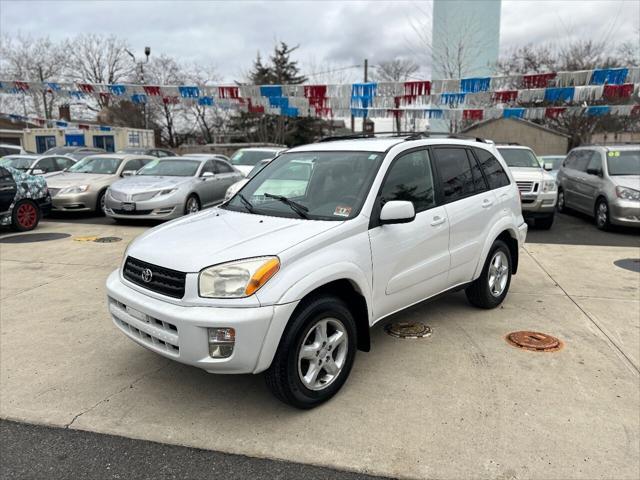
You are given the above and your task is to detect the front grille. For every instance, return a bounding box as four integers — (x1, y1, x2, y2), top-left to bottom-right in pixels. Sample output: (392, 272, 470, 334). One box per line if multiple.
(109, 297, 179, 356)
(132, 191, 157, 201)
(123, 256, 186, 299)
(48, 188, 60, 197)
(516, 181, 533, 192)
(111, 208, 153, 215)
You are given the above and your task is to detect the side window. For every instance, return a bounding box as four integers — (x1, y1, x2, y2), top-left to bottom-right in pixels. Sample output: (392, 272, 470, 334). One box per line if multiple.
(563, 152, 577, 169)
(474, 148, 510, 189)
(201, 160, 215, 175)
(433, 147, 476, 203)
(55, 157, 75, 170)
(586, 151, 602, 173)
(0, 166, 12, 180)
(573, 151, 591, 172)
(467, 150, 488, 192)
(215, 160, 234, 173)
(35, 157, 56, 173)
(380, 149, 435, 212)
(124, 159, 143, 172)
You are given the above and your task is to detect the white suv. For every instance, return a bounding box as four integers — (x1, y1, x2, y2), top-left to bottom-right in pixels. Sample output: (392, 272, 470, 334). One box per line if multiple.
(106, 135, 527, 408)
(497, 145, 558, 229)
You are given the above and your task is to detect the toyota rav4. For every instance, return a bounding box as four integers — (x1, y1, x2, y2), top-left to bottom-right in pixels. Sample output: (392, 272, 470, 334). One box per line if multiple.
(106, 134, 527, 408)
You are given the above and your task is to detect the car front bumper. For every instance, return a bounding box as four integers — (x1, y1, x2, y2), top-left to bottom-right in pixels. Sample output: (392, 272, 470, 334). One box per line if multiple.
(520, 191, 557, 216)
(106, 270, 298, 374)
(105, 193, 184, 220)
(51, 191, 98, 212)
(610, 199, 640, 227)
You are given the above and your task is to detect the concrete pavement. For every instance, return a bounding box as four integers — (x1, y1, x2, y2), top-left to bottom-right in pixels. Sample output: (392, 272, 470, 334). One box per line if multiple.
(1, 216, 639, 479)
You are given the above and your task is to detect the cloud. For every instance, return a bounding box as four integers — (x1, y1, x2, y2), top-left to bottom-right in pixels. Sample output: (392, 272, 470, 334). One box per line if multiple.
(1, 0, 637, 81)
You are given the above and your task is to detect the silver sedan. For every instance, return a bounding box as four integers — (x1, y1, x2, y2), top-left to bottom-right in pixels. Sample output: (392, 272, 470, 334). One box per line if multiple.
(105, 156, 243, 221)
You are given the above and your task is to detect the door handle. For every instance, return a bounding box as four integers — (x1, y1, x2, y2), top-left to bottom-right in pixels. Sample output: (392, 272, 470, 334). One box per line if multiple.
(430, 216, 446, 226)
(481, 199, 493, 208)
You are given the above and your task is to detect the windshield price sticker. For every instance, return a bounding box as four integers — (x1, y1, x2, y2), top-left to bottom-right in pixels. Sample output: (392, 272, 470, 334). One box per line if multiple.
(608, 151, 620, 157)
(334, 205, 352, 217)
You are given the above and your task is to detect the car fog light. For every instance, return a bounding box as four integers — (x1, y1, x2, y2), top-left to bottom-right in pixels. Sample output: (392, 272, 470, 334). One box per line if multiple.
(208, 327, 235, 358)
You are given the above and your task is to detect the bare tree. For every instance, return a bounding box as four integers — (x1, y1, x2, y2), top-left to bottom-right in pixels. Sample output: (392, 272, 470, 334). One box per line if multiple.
(371, 59, 420, 132)
(0, 33, 67, 118)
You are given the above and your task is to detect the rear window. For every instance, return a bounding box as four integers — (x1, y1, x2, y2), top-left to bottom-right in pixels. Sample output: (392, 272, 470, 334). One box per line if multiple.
(433, 147, 477, 202)
(474, 148, 510, 189)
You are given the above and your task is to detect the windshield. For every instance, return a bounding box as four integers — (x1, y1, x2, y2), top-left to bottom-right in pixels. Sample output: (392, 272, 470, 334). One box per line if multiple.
(540, 156, 565, 170)
(138, 159, 200, 176)
(119, 148, 146, 154)
(499, 148, 541, 168)
(0, 156, 36, 170)
(224, 151, 384, 220)
(607, 150, 640, 176)
(68, 156, 122, 174)
(230, 150, 279, 166)
(247, 159, 271, 179)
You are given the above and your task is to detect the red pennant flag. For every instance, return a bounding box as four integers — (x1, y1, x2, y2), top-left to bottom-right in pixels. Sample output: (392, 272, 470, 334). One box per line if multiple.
(463, 109, 483, 121)
(494, 90, 518, 103)
(404, 81, 431, 96)
(522, 73, 556, 89)
(304, 85, 327, 99)
(545, 107, 566, 119)
(99, 92, 111, 103)
(218, 86, 239, 99)
(143, 86, 162, 96)
(78, 83, 94, 94)
(603, 84, 634, 100)
(78, 124, 90, 130)
(14, 81, 30, 91)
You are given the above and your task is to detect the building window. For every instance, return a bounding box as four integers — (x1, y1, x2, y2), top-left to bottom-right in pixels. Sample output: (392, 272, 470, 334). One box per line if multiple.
(128, 131, 141, 146)
(35, 135, 57, 153)
(93, 135, 115, 152)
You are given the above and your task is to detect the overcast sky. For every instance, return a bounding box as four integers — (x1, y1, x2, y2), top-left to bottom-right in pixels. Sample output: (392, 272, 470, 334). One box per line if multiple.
(1, 0, 638, 82)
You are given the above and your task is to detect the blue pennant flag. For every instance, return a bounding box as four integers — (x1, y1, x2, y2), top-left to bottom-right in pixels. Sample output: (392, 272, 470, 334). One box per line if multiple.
(590, 68, 628, 85)
(178, 86, 200, 98)
(460, 77, 491, 93)
(503, 108, 526, 119)
(281, 106, 299, 117)
(441, 92, 466, 106)
(351, 83, 377, 109)
(47, 82, 61, 91)
(198, 96, 214, 106)
(269, 96, 289, 108)
(587, 105, 610, 116)
(56, 121, 68, 128)
(131, 93, 147, 104)
(424, 109, 443, 119)
(544, 87, 574, 103)
(109, 84, 126, 96)
(69, 91, 85, 100)
(260, 85, 283, 97)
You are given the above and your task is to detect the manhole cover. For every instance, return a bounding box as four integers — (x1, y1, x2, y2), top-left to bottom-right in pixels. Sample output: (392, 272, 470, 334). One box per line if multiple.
(385, 322, 432, 339)
(94, 236, 122, 243)
(614, 258, 640, 273)
(506, 331, 563, 352)
(0, 232, 71, 244)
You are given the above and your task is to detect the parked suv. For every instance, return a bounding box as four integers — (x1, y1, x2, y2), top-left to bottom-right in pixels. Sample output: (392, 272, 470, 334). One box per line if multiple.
(557, 145, 640, 230)
(497, 145, 557, 229)
(106, 135, 527, 408)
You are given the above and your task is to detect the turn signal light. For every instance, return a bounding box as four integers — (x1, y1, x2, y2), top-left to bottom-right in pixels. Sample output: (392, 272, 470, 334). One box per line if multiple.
(245, 258, 280, 296)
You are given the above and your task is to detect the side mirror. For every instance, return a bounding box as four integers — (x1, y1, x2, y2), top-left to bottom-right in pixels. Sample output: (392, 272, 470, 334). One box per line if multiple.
(380, 200, 415, 225)
(543, 163, 553, 171)
(201, 171, 215, 177)
(32, 168, 45, 175)
(586, 167, 602, 177)
(121, 170, 136, 177)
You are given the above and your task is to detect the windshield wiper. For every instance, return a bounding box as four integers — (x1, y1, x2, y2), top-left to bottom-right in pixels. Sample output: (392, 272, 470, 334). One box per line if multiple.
(238, 193, 256, 213)
(264, 193, 309, 219)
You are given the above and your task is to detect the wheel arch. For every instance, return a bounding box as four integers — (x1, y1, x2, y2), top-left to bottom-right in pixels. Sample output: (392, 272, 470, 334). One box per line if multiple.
(473, 223, 520, 279)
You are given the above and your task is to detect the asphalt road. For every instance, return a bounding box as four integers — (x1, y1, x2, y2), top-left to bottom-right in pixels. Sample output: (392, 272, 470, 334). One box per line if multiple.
(0, 420, 388, 480)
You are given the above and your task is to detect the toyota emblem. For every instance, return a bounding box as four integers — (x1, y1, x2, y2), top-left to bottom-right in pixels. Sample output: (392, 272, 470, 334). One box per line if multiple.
(141, 268, 153, 283)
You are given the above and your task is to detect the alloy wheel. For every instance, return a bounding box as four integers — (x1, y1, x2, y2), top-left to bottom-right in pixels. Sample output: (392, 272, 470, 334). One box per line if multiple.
(297, 318, 348, 391)
(488, 251, 509, 297)
(597, 202, 608, 228)
(16, 203, 37, 229)
(187, 197, 199, 214)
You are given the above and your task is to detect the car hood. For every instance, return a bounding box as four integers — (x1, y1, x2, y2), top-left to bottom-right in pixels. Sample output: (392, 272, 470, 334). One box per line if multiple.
(46, 172, 114, 187)
(610, 175, 640, 190)
(508, 167, 554, 182)
(127, 207, 342, 272)
(110, 176, 192, 194)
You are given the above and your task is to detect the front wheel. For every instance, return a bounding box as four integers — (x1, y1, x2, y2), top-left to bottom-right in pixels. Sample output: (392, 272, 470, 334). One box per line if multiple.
(465, 240, 512, 309)
(96, 190, 106, 215)
(556, 188, 566, 213)
(265, 295, 357, 409)
(184, 195, 200, 215)
(595, 198, 611, 231)
(12, 199, 40, 231)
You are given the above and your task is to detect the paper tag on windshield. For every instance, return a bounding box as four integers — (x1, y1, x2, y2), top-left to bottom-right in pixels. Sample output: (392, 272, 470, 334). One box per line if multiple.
(334, 205, 352, 217)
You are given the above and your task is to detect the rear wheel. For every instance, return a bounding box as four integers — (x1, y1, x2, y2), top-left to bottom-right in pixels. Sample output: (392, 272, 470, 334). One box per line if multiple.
(465, 240, 512, 309)
(12, 200, 40, 231)
(595, 198, 611, 231)
(265, 295, 357, 409)
(184, 195, 200, 215)
(536, 213, 554, 230)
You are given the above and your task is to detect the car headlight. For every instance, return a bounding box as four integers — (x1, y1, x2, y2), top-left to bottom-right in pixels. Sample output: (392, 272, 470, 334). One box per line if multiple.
(60, 185, 89, 194)
(542, 180, 557, 192)
(199, 257, 280, 298)
(154, 188, 178, 198)
(616, 186, 640, 201)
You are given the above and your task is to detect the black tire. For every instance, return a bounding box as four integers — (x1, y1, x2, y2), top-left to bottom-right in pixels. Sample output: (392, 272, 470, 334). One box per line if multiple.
(184, 194, 200, 215)
(536, 214, 554, 230)
(265, 295, 357, 409)
(11, 199, 40, 232)
(556, 188, 567, 213)
(465, 239, 512, 309)
(595, 198, 611, 231)
(96, 190, 106, 215)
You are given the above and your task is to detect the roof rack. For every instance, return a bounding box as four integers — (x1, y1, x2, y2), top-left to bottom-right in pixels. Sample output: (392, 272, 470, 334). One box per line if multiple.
(317, 131, 490, 143)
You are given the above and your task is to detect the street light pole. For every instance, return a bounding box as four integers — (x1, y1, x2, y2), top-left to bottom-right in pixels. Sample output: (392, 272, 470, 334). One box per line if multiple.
(125, 47, 151, 131)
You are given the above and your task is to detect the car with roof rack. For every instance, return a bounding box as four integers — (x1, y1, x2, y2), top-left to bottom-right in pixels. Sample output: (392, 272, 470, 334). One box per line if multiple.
(496, 144, 557, 229)
(556, 144, 640, 230)
(106, 133, 527, 408)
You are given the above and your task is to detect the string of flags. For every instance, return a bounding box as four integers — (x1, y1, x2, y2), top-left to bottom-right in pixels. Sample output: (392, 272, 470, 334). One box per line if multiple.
(1, 66, 638, 120)
(0, 112, 119, 132)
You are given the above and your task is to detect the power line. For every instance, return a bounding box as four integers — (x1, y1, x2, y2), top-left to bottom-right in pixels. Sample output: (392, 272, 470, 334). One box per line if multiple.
(306, 64, 362, 78)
